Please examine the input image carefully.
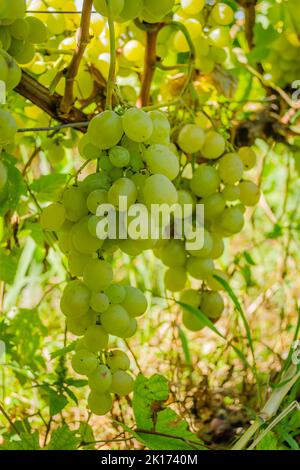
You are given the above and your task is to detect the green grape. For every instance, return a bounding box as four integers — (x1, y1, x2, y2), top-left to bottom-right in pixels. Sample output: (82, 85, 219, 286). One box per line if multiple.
(87, 111, 123, 149)
(0, 110, 18, 145)
(0, 54, 8, 81)
(144, 144, 179, 181)
(6, 0, 26, 20)
(75, 338, 88, 351)
(121, 286, 147, 317)
(178, 124, 205, 154)
(190, 165, 220, 197)
(164, 266, 187, 292)
(180, 289, 203, 331)
(90, 292, 110, 313)
(195, 53, 215, 74)
(108, 177, 137, 208)
(25, 16, 47, 43)
(188, 229, 213, 258)
(206, 269, 229, 291)
(87, 215, 107, 239)
(107, 350, 130, 372)
(45, 142, 65, 164)
(159, 239, 187, 267)
(7, 37, 24, 58)
(201, 290, 224, 319)
(83, 324, 109, 352)
(70, 217, 104, 254)
(88, 391, 112, 415)
(109, 146, 130, 168)
(201, 131, 225, 160)
(0, 50, 21, 91)
(101, 304, 131, 337)
(122, 108, 153, 143)
(0, 161, 8, 190)
(57, 230, 72, 255)
(40, 202, 66, 232)
(186, 257, 214, 280)
(78, 134, 101, 160)
(62, 187, 88, 222)
(222, 184, 240, 201)
(94, 0, 124, 17)
(60, 280, 91, 318)
(210, 233, 225, 259)
(121, 318, 137, 338)
(116, 0, 143, 21)
(123, 39, 144, 62)
(209, 27, 230, 48)
(119, 239, 144, 257)
(110, 167, 124, 182)
(110, 370, 134, 396)
(211, 3, 234, 26)
(181, 0, 205, 15)
(105, 284, 126, 304)
(79, 173, 111, 196)
(0, 27, 11, 50)
(203, 193, 226, 220)
(46, 10, 66, 35)
(83, 259, 113, 292)
(219, 207, 244, 234)
(9, 18, 29, 40)
(143, 174, 178, 207)
(146, 110, 170, 146)
(238, 147, 257, 170)
(68, 251, 91, 277)
(67, 310, 95, 336)
(99, 154, 114, 173)
(88, 365, 112, 393)
(13, 40, 35, 65)
(238, 181, 260, 206)
(71, 349, 98, 375)
(87, 189, 108, 214)
(218, 153, 244, 184)
(175, 189, 196, 219)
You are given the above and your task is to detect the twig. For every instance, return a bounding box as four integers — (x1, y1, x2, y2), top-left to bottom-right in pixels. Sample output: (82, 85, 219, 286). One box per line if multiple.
(18, 122, 89, 133)
(60, 0, 93, 114)
(22, 146, 41, 175)
(239, 0, 257, 49)
(15, 70, 89, 131)
(0, 402, 20, 436)
(138, 26, 162, 107)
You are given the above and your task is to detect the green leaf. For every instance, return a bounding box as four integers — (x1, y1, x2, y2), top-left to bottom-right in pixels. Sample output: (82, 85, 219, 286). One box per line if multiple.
(0, 156, 25, 216)
(0, 249, 18, 284)
(133, 374, 169, 430)
(30, 174, 68, 202)
(177, 326, 191, 365)
(77, 423, 95, 450)
(0, 431, 41, 450)
(137, 408, 204, 450)
(50, 341, 77, 359)
(256, 431, 278, 450)
(176, 301, 226, 339)
(243, 251, 256, 266)
(49, 389, 68, 416)
(47, 425, 80, 450)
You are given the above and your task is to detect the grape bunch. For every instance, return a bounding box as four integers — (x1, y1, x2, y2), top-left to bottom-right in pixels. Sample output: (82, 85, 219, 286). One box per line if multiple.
(0, 0, 48, 66)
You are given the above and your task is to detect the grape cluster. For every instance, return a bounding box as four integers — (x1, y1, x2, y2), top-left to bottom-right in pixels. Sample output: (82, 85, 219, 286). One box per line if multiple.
(40, 106, 260, 413)
(0, 0, 47, 66)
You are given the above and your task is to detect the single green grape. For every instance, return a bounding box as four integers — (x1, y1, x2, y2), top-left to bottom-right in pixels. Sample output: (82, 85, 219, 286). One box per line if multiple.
(87, 111, 123, 149)
(105, 284, 126, 304)
(71, 349, 98, 375)
(40, 203, 66, 232)
(88, 365, 112, 393)
(88, 391, 113, 415)
(122, 108, 153, 143)
(201, 290, 224, 319)
(62, 187, 88, 222)
(164, 266, 187, 292)
(83, 324, 109, 353)
(107, 349, 130, 372)
(110, 370, 134, 396)
(186, 257, 214, 280)
(190, 165, 220, 197)
(90, 292, 110, 313)
(83, 259, 113, 292)
(101, 304, 131, 337)
(144, 144, 179, 181)
(60, 280, 91, 318)
(121, 286, 147, 318)
(178, 124, 205, 154)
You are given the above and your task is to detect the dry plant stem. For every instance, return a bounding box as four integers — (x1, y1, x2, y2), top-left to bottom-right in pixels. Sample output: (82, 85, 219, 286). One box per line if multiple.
(239, 0, 257, 49)
(15, 71, 89, 131)
(232, 364, 300, 450)
(60, 0, 93, 114)
(138, 27, 161, 107)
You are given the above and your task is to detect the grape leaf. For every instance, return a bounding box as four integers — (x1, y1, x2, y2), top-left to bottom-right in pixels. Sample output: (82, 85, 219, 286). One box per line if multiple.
(0, 431, 41, 450)
(47, 425, 80, 450)
(48, 389, 68, 416)
(30, 174, 68, 202)
(0, 249, 18, 284)
(133, 374, 169, 430)
(0, 155, 25, 216)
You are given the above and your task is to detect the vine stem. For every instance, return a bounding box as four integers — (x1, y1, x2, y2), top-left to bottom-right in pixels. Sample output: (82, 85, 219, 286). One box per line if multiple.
(60, 0, 93, 114)
(106, 0, 116, 110)
(138, 26, 162, 107)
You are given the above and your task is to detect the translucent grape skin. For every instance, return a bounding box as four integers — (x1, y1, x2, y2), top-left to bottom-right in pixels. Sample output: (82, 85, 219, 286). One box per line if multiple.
(164, 266, 187, 292)
(190, 165, 220, 197)
(40, 203, 66, 231)
(105, 284, 126, 304)
(71, 349, 98, 375)
(83, 324, 109, 353)
(178, 124, 205, 154)
(201, 131, 226, 160)
(62, 187, 88, 222)
(88, 390, 113, 415)
(101, 304, 131, 337)
(60, 280, 91, 318)
(121, 286, 147, 317)
(87, 111, 123, 149)
(122, 108, 153, 143)
(144, 144, 179, 181)
(201, 290, 224, 319)
(93, 0, 124, 17)
(107, 350, 130, 372)
(110, 370, 134, 396)
(143, 174, 178, 207)
(90, 292, 110, 313)
(88, 365, 112, 393)
(238, 181, 260, 206)
(218, 153, 244, 185)
(83, 259, 113, 292)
